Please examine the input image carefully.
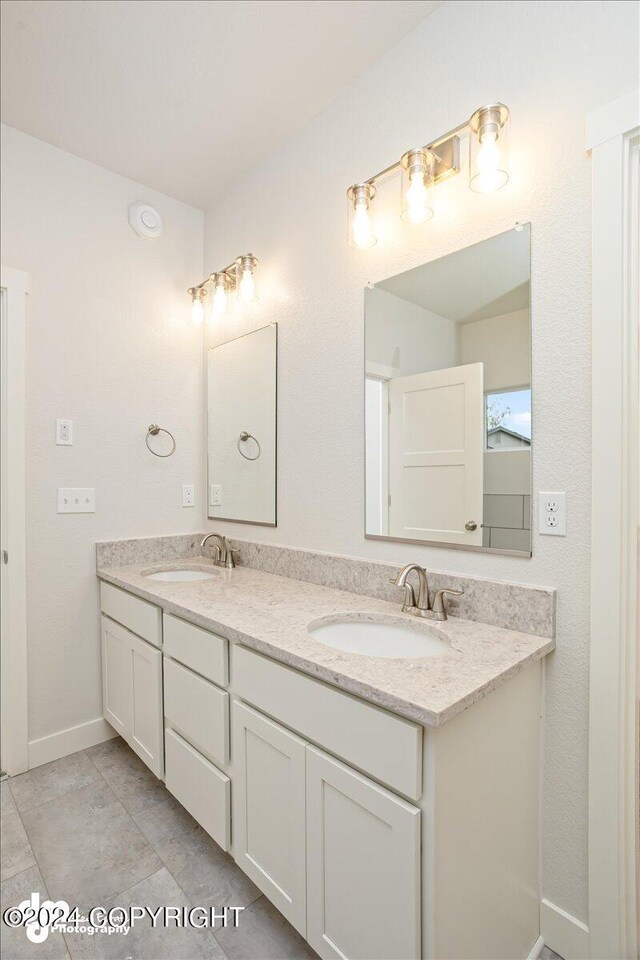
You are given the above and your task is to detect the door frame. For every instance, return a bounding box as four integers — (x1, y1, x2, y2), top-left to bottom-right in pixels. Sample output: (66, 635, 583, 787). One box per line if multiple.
(0, 266, 29, 775)
(587, 88, 639, 960)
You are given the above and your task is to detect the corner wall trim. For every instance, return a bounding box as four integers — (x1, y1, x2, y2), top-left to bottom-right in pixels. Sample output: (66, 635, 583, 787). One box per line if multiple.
(28, 717, 118, 769)
(540, 898, 589, 960)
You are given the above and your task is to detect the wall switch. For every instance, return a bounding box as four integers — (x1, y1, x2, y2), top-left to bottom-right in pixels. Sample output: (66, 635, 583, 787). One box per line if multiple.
(182, 484, 195, 507)
(539, 491, 566, 536)
(56, 419, 73, 445)
(58, 487, 95, 513)
(209, 484, 222, 507)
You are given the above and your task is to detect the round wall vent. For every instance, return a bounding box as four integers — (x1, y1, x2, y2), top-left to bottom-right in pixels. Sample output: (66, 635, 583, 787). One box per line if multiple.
(128, 202, 163, 239)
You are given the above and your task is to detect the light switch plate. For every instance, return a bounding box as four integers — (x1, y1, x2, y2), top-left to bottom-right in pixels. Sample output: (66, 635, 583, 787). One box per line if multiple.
(538, 491, 566, 536)
(56, 419, 73, 445)
(182, 484, 195, 507)
(209, 484, 222, 507)
(58, 488, 95, 513)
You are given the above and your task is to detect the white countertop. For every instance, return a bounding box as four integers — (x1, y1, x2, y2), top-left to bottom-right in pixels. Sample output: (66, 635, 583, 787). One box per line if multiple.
(97, 558, 554, 727)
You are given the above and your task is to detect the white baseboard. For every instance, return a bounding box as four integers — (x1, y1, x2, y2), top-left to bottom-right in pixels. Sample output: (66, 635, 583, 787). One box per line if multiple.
(527, 935, 545, 959)
(540, 898, 590, 960)
(28, 717, 118, 769)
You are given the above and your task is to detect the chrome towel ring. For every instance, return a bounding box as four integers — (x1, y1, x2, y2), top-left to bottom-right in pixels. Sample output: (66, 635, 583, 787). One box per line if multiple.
(237, 431, 261, 461)
(146, 424, 176, 458)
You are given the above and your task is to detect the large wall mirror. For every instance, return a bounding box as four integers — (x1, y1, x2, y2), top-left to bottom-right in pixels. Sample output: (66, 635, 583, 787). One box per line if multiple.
(207, 323, 277, 526)
(365, 225, 531, 555)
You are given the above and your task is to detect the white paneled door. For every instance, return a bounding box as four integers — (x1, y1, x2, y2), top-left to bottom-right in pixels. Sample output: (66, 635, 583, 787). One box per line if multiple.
(389, 362, 484, 545)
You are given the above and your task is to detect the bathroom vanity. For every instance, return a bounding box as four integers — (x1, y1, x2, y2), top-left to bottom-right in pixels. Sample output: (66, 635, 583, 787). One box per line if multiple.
(96, 538, 554, 960)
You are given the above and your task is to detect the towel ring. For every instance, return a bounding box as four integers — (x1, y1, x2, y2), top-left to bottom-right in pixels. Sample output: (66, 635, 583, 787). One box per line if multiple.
(237, 431, 261, 461)
(146, 424, 176, 458)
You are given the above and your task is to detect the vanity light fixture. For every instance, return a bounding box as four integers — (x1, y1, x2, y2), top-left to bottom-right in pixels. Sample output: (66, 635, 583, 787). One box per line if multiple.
(347, 102, 510, 244)
(401, 149, 435, 224)
(347, 183, 377, 249)
(188, 285, 207, 325)
(211, 272, 230, 317)
(187, 253, 259, 322)
(468, 104, 510, 193)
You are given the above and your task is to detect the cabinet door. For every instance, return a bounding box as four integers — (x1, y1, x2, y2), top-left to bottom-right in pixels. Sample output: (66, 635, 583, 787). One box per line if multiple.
(129, 631, 164, 778)
(306, 746, 421, 960)
(232, 701, 307, 936)
(101, 616, 133, 739)
(101, 615, 163, 779)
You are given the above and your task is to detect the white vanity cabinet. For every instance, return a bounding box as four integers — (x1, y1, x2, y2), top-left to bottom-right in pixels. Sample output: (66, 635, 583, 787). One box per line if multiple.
(100, 614, 164, 777)
(99, 578, 543, 960)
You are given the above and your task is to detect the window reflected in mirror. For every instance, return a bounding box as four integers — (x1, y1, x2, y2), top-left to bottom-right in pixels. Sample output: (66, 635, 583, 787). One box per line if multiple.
(365, 225, 531, 555)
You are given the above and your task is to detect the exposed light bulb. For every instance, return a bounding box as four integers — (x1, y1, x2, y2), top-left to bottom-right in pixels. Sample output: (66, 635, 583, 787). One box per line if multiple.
(352, 199, 375, 248)
(238, 267, 255, 304)
(191, 293, 204, 325)
(469, 104, 510, 193)
(212, 275, 228, 317)
(406, 170, 430, 224)
(347, 184, 376, 248)
(400, 150, 434, 225)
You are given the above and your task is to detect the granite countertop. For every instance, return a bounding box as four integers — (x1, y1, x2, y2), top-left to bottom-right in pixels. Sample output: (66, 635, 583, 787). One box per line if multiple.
(97, 557, 554, 727)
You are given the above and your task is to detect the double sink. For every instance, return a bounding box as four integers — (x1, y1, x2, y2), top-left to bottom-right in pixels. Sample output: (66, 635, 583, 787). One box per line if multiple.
(141, 563, 450, 660)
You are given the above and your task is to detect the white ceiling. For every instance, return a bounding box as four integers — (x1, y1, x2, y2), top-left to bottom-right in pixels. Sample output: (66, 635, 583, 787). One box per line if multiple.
(1, 0, 440, 208)
(377, 226, 531, 324)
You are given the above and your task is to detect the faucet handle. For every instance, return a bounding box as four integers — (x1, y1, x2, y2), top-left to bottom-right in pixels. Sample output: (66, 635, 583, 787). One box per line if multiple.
(432, 587, 464, 615)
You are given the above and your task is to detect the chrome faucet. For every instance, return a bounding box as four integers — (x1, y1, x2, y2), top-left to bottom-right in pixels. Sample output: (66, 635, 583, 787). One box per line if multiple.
(201, 533, 236, 569)
(389, 563, 463, 621)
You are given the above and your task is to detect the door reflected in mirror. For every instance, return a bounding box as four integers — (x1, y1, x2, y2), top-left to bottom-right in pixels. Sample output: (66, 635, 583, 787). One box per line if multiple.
(365, 225, 531, 555)
(207, 323, 277, 526)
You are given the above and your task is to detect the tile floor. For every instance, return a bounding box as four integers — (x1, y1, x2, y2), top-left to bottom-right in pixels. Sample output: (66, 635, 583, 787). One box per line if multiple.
(1, 737, 318, 960)
(0, 737, 565, 960)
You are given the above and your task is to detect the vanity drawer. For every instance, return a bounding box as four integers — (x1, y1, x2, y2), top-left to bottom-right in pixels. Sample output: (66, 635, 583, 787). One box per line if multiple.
(163, 614, 228, 687)
(232, 645, 422, 800)
(164, 657, 229, 766)
(100, 581, 162, 647)
(165, 728, 230, 852)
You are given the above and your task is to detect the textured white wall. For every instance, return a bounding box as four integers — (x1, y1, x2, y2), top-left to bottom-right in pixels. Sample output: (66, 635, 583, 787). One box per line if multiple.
(1, 126, 204, 743)
(201, 0, 639, 922)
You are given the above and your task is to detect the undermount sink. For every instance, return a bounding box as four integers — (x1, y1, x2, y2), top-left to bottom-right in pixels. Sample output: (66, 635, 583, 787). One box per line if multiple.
(142, 564, 219, 582)
(308, 614, 450, 659)
(146, 570, 215, 582)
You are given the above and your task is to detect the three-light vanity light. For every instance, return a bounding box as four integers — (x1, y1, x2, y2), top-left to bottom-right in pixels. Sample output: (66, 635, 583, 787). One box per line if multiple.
(188, 253, 258, 324)
(347, 103, 510, 248)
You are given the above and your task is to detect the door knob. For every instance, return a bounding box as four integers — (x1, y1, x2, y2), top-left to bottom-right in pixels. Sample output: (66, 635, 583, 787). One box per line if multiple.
(465, 521, 478, 531)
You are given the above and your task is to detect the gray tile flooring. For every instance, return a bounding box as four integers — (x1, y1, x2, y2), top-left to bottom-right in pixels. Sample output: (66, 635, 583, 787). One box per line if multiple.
(0, 739, 565, 960)
(0, 738, 318, 960)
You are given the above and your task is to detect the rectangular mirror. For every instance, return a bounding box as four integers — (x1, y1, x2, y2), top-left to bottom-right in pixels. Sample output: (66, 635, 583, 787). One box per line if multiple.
(207, 323, 277, 526)
(365, 225, 531, 555)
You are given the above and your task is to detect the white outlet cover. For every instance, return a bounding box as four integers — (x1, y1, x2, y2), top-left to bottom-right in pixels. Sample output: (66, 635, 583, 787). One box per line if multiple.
(209, 484, 222, 506)
(58, 487, 95, 513)
(538, 491, 566, 536)
(182, 484, 195, 507)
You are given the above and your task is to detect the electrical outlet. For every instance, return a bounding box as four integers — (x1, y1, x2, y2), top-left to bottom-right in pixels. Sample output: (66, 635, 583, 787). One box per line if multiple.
(209, 484, 222, 507)
(182, 484, 195, 507)
(58, 488, 95, 513)
(56, 419, 73, 445)
(539, 491, 566, 536)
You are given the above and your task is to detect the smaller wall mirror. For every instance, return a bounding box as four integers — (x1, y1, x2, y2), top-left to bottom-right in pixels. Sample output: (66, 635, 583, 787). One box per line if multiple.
(365, 225, 531, 555)
(207, 323, 277, 525)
